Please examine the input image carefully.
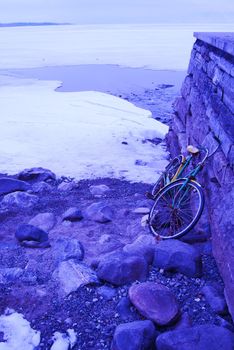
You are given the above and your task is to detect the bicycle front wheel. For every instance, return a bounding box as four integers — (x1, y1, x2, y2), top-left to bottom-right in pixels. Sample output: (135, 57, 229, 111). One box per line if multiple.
(149, 179, 204, 239)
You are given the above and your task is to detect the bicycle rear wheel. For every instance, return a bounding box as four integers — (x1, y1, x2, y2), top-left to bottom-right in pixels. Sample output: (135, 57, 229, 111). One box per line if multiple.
(149, 179, 204, 239)
(151, 155, 184, 197)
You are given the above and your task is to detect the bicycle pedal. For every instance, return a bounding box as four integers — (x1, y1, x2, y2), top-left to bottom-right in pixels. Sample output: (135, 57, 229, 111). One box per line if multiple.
(145, 192, 155, 200)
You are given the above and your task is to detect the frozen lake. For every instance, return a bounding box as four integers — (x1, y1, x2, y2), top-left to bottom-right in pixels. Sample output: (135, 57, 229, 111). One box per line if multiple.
(0, 23, 233, 182)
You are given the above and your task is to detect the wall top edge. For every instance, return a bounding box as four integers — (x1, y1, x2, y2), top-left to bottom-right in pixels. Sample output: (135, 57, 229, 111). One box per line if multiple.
(194, 32, 234, 57)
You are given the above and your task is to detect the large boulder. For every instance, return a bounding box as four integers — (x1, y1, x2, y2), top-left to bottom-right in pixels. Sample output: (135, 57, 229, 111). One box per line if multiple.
(96, 251, 149, 286)
(123, 235, 156, 264)
(156, 325, 234, 350)
(0, 178, 31, 195)
(111, 320, 156, 350)
(85, 202, 114, 223)
(1, 192, 39, 208)
(153, 240, 202, 277)
(129, 282, 180, 326)
(15, 224, 49, 248)
(17, 167, 56, 182)
(53, 259, 99, 296)
(29, 212, 56, 232)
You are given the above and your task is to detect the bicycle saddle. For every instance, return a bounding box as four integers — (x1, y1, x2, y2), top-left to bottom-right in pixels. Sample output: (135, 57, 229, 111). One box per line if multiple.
(187, 145, 200, 154)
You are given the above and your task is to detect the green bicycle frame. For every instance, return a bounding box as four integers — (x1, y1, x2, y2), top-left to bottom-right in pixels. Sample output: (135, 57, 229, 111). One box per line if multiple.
(170, 157, 204, 208)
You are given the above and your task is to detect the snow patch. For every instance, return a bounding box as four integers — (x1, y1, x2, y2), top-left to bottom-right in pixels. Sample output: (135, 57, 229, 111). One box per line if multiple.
(0, 79, 169, 183)
(51, 329, 77, 350)
(0, 309, 40, 350)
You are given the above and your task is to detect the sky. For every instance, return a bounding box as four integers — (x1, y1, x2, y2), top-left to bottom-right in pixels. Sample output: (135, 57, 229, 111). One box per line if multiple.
(0, 0, 233, 24)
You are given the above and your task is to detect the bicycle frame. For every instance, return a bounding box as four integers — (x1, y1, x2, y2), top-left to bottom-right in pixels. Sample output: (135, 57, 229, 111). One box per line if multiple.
(171, 149, 208, 207)
(171, 146, 209, 183)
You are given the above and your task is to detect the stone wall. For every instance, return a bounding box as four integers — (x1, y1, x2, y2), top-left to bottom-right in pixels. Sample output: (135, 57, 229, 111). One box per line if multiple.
(167, 33, 234, 319)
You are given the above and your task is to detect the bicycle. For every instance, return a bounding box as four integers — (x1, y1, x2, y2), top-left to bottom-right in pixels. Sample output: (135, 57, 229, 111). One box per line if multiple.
(147, 145, 210, 239)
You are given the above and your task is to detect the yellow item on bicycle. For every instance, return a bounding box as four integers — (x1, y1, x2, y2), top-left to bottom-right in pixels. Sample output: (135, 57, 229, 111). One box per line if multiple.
(187, 145, 199, 154)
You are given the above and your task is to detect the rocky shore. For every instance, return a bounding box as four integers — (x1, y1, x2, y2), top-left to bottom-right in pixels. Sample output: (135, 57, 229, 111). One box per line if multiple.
(0, 167, 234, 349)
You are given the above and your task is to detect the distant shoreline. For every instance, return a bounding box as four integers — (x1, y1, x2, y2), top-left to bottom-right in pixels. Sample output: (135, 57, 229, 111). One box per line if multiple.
(0, 22, 70, 27)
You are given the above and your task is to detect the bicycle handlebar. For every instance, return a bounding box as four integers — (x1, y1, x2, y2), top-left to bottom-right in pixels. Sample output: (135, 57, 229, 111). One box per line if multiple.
(197, 145, 209, 164)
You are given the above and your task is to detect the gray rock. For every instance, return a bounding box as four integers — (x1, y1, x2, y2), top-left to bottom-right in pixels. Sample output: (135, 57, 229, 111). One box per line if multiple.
(97, 251, 149, 286)
(111, 320, 156, 350)
(0, 177, 31, 195)
(18, 167, 56, 182)
(156, 325, 234, 350)
(201, 284, 227, 315)
(52, 238, 84, 263)
(97, 285, 117, 300)
(2, 191, 39, 208)
(58, 181, 77, 192)
(62, 207, 83, 222)
(29, 212, 56, 232)
(89, 184, 110, 196)
(53, 259, 99, 296)
(129, 282, 180, 326)
(153, 240, 202, 277)
(85, 202, 114, 223)
(32, 181, 52, 193)
(15, 224, 49, 246)
(123, 235, 156, 264)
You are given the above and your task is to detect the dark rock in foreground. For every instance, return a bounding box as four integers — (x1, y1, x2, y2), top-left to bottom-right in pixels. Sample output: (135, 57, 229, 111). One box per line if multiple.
(156, 325, 234, 350)
(97, 251, 149, 286)
(153, 240, 202, 277)
(0, 177, 31, 195)
(129, 282, 180, 326)
(123, 234, 156, 264)
(111, 320, 156, 350)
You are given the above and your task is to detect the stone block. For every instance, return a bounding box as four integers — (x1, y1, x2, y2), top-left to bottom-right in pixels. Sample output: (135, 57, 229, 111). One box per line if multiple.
(213, 150, 234, 185)
(173, 114, 186, 134)
(209, 51, 234, 77)
(174, 97, 190, 125)
(181, 75, 192, 98)
(227, 145, 234, 168)
(223, 92, 234, 115)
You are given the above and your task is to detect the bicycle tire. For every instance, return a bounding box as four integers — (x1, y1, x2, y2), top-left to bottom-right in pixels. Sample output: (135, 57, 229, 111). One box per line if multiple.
(149, 179, 204, 239)
(151, 155, 184, 197)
